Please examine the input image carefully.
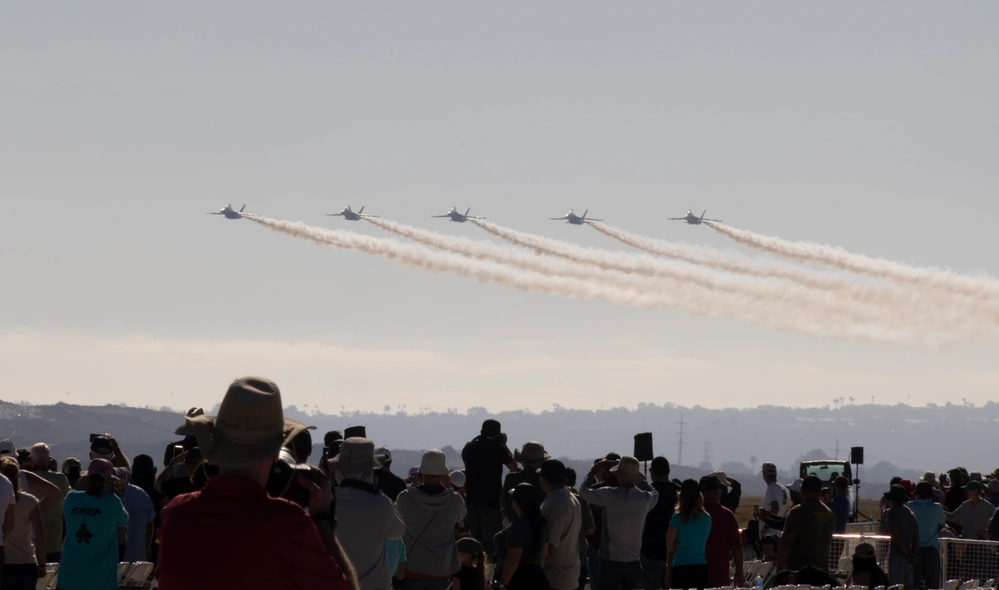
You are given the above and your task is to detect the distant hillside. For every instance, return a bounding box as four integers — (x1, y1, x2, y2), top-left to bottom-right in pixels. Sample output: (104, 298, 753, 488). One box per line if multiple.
(1, 399, 988, 499)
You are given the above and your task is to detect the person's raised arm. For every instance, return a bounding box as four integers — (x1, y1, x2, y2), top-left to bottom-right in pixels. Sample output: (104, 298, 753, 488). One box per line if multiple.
(107, 434, 131, 470)
(298, 474, 360, 590)
(776, 507, 798, 572)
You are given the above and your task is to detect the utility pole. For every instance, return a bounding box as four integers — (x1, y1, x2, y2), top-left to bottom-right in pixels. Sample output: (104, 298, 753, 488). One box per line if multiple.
(834, 438, 840, 460)
(677, 413, 686, 467)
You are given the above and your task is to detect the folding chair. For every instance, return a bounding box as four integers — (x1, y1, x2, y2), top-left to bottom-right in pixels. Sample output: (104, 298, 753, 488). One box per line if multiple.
(960, 581, 982, 590)
(121, 561, 156, 587)
(36, 563, 59, 590)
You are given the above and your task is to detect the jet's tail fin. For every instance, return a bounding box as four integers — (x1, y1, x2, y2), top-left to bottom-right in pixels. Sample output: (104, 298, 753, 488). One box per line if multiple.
(582, 209, 588, 220)
(240, 205, 246, 213)
(465, 207, 471, 216)
(358, 206, 365, 214)
(700, 210, 706, 220)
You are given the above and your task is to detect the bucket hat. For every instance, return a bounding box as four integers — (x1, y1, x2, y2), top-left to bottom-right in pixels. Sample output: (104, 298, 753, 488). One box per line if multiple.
(175, 377, 313, 469)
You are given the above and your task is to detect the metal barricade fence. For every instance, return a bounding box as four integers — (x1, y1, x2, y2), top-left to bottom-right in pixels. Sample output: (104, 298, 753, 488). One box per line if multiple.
(846, 521, 882, 535)
(828, 535, 999, 587)
(940, 537, 999, 584)
(829, 534, 892, 579)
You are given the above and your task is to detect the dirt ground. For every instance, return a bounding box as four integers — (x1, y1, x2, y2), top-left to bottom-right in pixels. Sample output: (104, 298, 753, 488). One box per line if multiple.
(735, 496, 882, 527)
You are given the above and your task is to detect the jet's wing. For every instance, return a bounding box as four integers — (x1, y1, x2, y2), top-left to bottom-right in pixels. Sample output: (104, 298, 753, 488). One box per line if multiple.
(431, 215, 450, 218)
(327, 213, 345, 216)
(206, 212, 222, 215)
(667, 217, 686, 221)
(548, 217, 567, 220)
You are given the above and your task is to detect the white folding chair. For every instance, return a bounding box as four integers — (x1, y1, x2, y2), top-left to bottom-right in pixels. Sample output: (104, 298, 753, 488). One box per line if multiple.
(960, 581, 981, 590)
(872, 586, 886, 590)
(36, 563, 59, 590)
(945, 580, 962, 590)
(121, 561, 155, 587)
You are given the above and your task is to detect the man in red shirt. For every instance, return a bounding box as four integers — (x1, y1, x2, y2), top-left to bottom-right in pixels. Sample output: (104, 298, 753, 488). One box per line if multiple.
(156, 377, 358, 590)
(700, 475, 744, 588)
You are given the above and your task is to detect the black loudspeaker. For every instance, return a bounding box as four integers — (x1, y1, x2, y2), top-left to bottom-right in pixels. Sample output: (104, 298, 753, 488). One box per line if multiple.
(344, 425, 367, 439)
(634, 433, 654, 462)
(851, 446, 864, 465)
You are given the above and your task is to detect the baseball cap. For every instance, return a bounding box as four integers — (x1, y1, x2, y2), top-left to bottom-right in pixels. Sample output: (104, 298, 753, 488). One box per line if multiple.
(90, 436, 114, 455)
(375, 446, 392, 463)
(481, 419, 501, 438)
(761, 462, 777, 475)
(449, 470, 466, 488)
(0, 439, 14, 455)
(788, 478, 804, 493)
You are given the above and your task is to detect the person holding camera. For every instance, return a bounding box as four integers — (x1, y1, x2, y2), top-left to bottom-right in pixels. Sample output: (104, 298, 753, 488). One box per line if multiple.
(156, 377, 358, 590)
(396, 449, 467, 590)
(579, 457, 658, 590)
(332, 438, 407, 590)
(462, 420, 518, 556)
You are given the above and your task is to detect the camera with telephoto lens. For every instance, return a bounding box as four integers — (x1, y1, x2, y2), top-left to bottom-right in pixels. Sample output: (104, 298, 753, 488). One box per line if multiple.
(266, 446, 326, 508)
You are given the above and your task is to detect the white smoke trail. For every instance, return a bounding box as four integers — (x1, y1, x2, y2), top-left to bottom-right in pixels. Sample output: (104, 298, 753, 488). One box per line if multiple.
(372, 217, 907, 326)
(589, 222, 859, 293)
(588, 221, 999, 326)
(705, 221, 999, 301)
(244, 215, 926, 344)
(470, 219, 999, 341)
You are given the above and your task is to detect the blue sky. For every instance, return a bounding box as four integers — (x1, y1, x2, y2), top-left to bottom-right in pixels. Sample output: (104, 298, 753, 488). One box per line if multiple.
(2, 2, 997, 412)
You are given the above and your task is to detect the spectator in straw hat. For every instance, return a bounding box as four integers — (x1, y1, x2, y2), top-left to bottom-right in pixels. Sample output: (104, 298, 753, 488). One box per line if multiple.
(502, 442, 550, 524)
(396, 449, 467, 590)
(580, 456, 658, 590)
(157, 377, 356, 590)
(333, 438, 407, 590)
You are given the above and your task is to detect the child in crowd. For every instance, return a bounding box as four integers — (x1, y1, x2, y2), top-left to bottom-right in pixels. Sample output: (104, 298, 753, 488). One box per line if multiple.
(452, 537, 488, 590)
(760, 535, 778, 562)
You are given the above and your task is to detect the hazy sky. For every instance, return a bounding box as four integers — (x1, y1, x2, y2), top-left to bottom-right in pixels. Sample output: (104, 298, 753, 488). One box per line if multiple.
(3, 2, 998, 414)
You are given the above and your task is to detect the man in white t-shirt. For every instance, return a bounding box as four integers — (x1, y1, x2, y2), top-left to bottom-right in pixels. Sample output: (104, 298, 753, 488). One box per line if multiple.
(760, 462, 788, 538)
(1, 471, 16, 575)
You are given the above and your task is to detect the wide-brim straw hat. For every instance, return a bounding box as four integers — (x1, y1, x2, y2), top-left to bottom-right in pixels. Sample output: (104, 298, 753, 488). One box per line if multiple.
(610, 455, 647, 484)
(175, 377, 313, 469)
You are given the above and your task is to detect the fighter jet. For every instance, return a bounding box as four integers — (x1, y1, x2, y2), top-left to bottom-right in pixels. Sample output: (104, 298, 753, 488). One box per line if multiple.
(327, 205, 378, 221)
(669, 210, 722, 225)
(432, 207, 484, 223)
(207, 204, 247, 219)
(549, 209, 603, 225)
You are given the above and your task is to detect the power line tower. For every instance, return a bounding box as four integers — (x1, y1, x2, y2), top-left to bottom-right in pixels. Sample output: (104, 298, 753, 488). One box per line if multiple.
(677, 413, 686, 467)
(834, 438, 841, 460)
(703, 440, 713, 467)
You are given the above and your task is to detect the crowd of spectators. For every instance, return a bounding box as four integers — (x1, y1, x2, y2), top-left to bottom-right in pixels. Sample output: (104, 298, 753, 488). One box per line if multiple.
(1, 377, 998, 590)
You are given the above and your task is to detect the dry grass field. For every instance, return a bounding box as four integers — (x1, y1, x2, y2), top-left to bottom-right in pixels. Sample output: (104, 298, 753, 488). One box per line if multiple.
(735, 496, 882, 527)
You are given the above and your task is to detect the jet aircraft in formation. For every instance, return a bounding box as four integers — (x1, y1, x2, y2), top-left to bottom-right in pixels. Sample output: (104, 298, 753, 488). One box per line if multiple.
(668, 210, 722, 225)
(208, 204, 725, 227)
(328, 205, 379, 221)
(207, 204, 247, 219)
(549, 209, 603, 225)
(432, 207, 484, 223)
